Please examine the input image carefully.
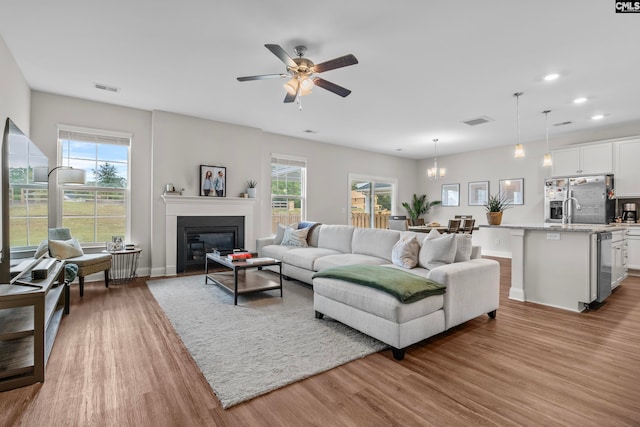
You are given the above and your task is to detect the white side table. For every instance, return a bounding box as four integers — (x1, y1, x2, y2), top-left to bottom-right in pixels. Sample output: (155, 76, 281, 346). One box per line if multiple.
(105, 248, 142, 284)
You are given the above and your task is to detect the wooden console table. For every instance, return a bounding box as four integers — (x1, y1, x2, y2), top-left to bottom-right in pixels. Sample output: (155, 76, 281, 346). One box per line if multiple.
(0, 259, 67, 391)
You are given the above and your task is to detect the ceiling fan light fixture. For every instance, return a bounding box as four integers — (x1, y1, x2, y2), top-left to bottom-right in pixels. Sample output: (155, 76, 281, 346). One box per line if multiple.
(284, 78, 298, 95)
(299, 77, 313, 95)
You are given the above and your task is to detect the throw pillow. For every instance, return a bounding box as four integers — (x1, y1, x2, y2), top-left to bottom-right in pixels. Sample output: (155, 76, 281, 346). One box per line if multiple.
(274, 222, 298, 245)
(281, 227, 309, 247)
(34, 240, 49, 258)
(425, 228, 442, 241)
(306, 223, 322, 247)
(455, 234, 473, 262)
(391, 234, 420, 269)
(418, 233, 457, 270)
(48, 238, 84, 260)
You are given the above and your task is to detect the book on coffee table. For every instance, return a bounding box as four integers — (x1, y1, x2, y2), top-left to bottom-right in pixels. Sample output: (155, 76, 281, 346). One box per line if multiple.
(246, 257, 275, 264)
(227, 252, 253, 261)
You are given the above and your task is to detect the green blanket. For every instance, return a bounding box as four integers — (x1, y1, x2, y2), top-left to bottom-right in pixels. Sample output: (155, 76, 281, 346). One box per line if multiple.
(312, 265, 445, 304)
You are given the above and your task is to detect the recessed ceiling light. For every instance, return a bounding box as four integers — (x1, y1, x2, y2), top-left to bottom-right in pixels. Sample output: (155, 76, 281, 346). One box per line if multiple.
(573, 97, 587, 104)
(591, 114, 605, 120)
(543, 73, 560, 81)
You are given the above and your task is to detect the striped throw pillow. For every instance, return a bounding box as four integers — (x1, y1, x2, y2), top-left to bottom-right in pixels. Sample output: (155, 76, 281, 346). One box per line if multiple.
(281, 227, 309, 247)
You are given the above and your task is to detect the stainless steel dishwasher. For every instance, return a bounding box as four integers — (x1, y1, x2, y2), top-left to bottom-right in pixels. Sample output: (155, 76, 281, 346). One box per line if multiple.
(596, 232, 612, 303)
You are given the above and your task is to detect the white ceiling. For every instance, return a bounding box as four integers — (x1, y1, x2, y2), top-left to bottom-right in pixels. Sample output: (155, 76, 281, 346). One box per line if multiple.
(1, 1, 639, 159)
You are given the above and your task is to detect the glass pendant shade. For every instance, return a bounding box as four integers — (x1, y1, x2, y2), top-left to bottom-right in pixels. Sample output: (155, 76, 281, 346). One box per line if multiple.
(428, 139, 445, 180)
(284, 78, 299, 95)
(284, 77, 313, 96)
(513, 92, 525, 158)
(542, 109, 552, 167)
(514, 143, 525, 158)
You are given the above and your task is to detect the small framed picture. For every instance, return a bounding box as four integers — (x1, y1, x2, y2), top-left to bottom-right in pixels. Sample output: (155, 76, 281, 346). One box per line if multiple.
(499, 178, 524, 205)
(468, 181, 489, 206)
(200, 165, 226, 197)
(441, 183, 460, 207)
(111, 235, 124, 251)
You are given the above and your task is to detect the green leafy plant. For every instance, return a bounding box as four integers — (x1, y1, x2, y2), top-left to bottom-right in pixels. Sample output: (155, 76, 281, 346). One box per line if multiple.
(401, 194, 441, 224)
(247, 180, 258, 188)
(485, 193, 511, 212)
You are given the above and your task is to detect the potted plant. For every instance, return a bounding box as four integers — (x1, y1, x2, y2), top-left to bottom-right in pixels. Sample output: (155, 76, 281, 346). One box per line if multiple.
(485, 193, 511, 225)
(247, 180, 257, 198)
(401, 194, 441, 226)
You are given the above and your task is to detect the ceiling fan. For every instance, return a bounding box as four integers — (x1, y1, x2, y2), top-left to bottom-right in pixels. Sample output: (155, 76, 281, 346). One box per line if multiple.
(237, 44, 358, 107)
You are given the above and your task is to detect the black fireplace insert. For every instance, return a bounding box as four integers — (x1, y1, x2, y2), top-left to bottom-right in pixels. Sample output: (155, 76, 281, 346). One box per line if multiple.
(176, 216, 244, 272)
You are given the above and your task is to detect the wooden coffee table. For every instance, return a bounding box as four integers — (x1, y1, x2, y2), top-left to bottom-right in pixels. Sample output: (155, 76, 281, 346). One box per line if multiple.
(204, 253, 283, 305)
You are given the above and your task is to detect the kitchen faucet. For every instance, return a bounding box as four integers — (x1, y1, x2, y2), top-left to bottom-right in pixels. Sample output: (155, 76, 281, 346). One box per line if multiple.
(562, 191, 581, 225)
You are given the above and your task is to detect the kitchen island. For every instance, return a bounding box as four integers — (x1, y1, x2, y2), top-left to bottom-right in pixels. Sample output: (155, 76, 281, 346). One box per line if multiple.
(481, 224, 628, 312)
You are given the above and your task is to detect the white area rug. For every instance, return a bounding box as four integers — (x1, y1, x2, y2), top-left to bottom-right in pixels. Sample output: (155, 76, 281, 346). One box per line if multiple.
(146, 273, 387, 408)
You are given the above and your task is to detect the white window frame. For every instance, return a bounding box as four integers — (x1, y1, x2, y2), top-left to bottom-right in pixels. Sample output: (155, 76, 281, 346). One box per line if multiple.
(271, 154, 307, 231)
(348, 173, 399, 228)
(56, 125, 132, 245)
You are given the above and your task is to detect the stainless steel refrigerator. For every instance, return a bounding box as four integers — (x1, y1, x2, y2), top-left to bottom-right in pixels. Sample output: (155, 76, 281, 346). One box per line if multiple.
(567, 175, 615, 224)
(544, 175, 614, 224)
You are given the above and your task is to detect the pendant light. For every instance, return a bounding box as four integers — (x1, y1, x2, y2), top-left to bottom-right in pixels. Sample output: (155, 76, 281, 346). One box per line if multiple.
(542, 110, 552, 167)
(427, 138, 446, 179)
(513, 92, 525, 158)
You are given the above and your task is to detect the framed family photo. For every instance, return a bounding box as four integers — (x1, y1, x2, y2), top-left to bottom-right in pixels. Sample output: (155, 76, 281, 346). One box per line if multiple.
(200, 165, 226, 197)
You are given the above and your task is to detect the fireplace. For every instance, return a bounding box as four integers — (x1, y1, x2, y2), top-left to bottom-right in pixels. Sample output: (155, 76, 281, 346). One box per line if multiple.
(176, 216, 245, 273)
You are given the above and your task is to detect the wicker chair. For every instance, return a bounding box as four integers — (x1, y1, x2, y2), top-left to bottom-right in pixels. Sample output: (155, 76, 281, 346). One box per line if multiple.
(49, 228, 112, 297)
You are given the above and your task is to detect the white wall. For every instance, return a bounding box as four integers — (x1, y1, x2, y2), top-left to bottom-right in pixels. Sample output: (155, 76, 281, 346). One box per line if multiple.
(150, 110, 419, 275)
(30, 91, 153, 275)
(418, 122, 640, 257)
(0, 35, 30, 134)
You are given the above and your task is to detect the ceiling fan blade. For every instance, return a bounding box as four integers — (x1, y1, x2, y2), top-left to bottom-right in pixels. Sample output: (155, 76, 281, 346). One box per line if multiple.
(265, 44, 297, 68)
(312, 78, 352, 97)
(283, 92, 296, 103)
(313, 54, 358, 73)
(237, 73, 288, 82)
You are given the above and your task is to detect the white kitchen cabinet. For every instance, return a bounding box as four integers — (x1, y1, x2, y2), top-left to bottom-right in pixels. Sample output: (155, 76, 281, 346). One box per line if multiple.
(611, 230, 627, 289)
(626, 227, 640, 274)
(613, 139, 640, 197)
(551, 142, 612, 177)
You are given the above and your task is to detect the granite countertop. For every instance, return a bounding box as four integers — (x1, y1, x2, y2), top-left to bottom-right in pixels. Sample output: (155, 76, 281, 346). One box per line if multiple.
(479, 223, 628, 233)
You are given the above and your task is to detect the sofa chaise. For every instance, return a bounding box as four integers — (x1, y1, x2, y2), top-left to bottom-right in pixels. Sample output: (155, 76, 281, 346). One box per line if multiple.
(257, 223, 500, 359)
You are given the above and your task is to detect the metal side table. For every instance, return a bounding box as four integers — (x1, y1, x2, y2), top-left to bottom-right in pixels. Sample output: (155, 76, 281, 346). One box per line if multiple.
(105, 248, 142, 284)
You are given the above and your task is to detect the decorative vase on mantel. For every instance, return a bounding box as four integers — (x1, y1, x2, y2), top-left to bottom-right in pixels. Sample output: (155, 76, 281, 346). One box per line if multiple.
(246, 180, 257, 198)
(486, 211, 503, 226)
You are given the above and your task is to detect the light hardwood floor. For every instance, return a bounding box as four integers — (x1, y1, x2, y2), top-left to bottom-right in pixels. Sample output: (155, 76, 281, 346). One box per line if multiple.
(1, 258, 639, 426)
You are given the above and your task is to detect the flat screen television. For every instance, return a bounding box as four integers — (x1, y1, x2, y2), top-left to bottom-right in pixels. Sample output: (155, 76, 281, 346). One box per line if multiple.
(1, 118, 49, 283)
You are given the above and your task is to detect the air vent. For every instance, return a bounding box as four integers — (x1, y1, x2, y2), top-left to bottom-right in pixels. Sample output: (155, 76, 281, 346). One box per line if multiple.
(94, 82, 120, 93)
(553, 121, 573, 127)
(462, 116, 494, 126)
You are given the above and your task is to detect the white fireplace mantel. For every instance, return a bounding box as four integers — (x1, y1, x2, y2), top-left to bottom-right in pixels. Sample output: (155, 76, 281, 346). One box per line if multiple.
(162, 195, 257, 275)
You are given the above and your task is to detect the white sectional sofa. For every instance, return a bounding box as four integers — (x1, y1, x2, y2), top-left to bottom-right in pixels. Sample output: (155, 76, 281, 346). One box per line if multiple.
(256, 224, 500, 360)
